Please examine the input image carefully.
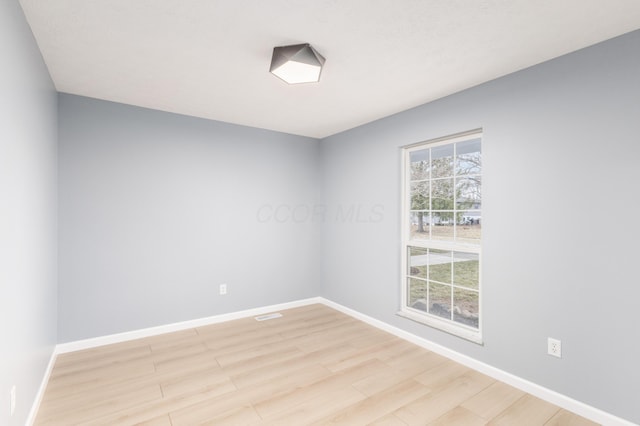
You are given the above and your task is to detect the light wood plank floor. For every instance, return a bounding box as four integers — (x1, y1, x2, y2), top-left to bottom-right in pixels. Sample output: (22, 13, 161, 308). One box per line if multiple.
(35, 304, 598, 425)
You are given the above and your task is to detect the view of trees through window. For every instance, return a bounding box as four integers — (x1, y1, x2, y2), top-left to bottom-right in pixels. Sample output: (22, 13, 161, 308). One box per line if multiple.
(402, 132, 482, 339)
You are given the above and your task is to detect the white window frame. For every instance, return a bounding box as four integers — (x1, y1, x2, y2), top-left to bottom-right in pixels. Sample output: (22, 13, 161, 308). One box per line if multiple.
(398, 129, 483, 344)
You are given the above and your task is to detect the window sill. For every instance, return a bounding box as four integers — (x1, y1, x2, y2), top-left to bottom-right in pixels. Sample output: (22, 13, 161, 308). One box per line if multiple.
(397, 309, 483, 345)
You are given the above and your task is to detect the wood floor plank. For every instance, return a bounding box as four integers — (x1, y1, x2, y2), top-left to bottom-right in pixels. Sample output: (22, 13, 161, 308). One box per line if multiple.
(461, 380, 526, 420)
(413, 358, 472, 389)
(244, 363, 333, 408)
(310, 379, 431, 425)
(198, 404, 262, 425)
(277, 316, 358, 339)
(261, 386, 366, 425)
(34, 304, 599, 426)
(322, 339, 401, 372)
(487, 394, 561, 425)
(53, 338, 151, 366)
(43, 358, 157, 398)
(51, 345, 152, 377)
(352, 350, 450, 397)
(252, 359, 389, 418)
(348, 328, 398, 348)
(291, 321, 373, 352)
(203, 329, 285, 358)
(149, 341, 209, 364)
(168, 363, 334, 424)
(383, 345, 435, 368)
(545, 409, 600, 426)
(394, 371, 495, 425)
(167, 391, 252, 424)
(135, 415, 173, 426)
(369, 413, 410, 425)
(137, 415, 172, 426)
(82, 384, 238, 426)
(428, 406, 488, 426)
(160, 371, 235, 399)
(152, 346, 220, 373)
(37, 384, 162, 425)
(374, 339, 423, 363)
(220, 345, 304, 377)
(37, 372, 162, 416)
(214, 339, 295, 367)
(222, 344, 355, 392)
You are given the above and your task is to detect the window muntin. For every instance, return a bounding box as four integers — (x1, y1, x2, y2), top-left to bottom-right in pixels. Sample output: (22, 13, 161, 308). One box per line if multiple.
(401, 131, 482, 343)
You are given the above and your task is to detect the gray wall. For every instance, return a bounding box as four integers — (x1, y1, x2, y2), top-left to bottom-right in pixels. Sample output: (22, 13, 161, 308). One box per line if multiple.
(320, 30, 640, 423)
(0, 2, 58, 425)
(58, 95, 321, 342)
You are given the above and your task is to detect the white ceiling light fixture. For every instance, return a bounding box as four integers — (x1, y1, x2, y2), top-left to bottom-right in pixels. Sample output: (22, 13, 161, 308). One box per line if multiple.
(270, 43, 326, 84)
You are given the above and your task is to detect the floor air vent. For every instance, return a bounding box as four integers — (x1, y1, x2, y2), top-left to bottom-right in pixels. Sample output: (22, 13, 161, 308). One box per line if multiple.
(254, 313, 283, 321)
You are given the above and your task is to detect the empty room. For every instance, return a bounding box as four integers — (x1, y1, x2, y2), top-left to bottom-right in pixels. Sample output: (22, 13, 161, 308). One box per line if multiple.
(2, 0, 640, 425)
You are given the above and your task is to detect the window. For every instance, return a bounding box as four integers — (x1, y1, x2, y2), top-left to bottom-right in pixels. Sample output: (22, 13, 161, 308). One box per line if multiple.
(400, 130, 482, 343)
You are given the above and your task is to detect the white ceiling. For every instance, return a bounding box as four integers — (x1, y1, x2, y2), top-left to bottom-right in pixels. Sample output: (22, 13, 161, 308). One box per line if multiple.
(20, 0, 640, 138)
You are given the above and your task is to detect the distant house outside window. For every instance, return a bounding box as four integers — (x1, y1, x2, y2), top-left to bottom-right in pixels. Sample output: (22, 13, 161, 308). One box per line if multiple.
(399, 130, 482, 343)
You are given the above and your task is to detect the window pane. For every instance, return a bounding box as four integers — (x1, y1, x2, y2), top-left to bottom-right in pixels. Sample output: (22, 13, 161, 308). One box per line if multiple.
(457, 214, 481, 241)
(428, 249, 451, 284)
(432, 178, 454, 210)
(456, 138, 481, 175)
(453, 252, 479, 289)
(432, 212, 454, 239)
(432, 144, 454, 178)
(453, 288, 479, 329)
(410, 181, 430, 210)
(408, 278, 428, 312)
(408, 247, 428, 279)
(456, 177, 481, 210)
(410, 149, 430, 181)
(410, 212, 430, 239)
(429, 282, 451, 320)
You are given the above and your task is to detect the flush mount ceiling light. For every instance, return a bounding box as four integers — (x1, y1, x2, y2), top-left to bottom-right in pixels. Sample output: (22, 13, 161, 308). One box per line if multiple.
(270, 43, 325, 84)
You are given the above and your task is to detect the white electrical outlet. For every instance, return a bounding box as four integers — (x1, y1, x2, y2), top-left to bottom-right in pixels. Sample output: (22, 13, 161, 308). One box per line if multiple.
(10, 385, 16, 416)
(219, 283, 227, 295)
(548, 337, 562, 358)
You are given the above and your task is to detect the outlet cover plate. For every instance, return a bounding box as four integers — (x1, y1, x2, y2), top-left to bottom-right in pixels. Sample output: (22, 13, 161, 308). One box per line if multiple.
(548, 337, 562, 358)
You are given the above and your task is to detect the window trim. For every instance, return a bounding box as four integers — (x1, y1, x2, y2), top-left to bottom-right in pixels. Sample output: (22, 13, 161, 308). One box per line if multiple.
(398, 129, 483, 344)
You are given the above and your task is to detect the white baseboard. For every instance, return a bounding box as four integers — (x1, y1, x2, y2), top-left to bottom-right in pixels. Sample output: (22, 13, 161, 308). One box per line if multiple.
(55, 297, 322, 354)
(39, 296, 634, 426)
(26, 349, 57, 426)
(319, 298, 635, 426)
